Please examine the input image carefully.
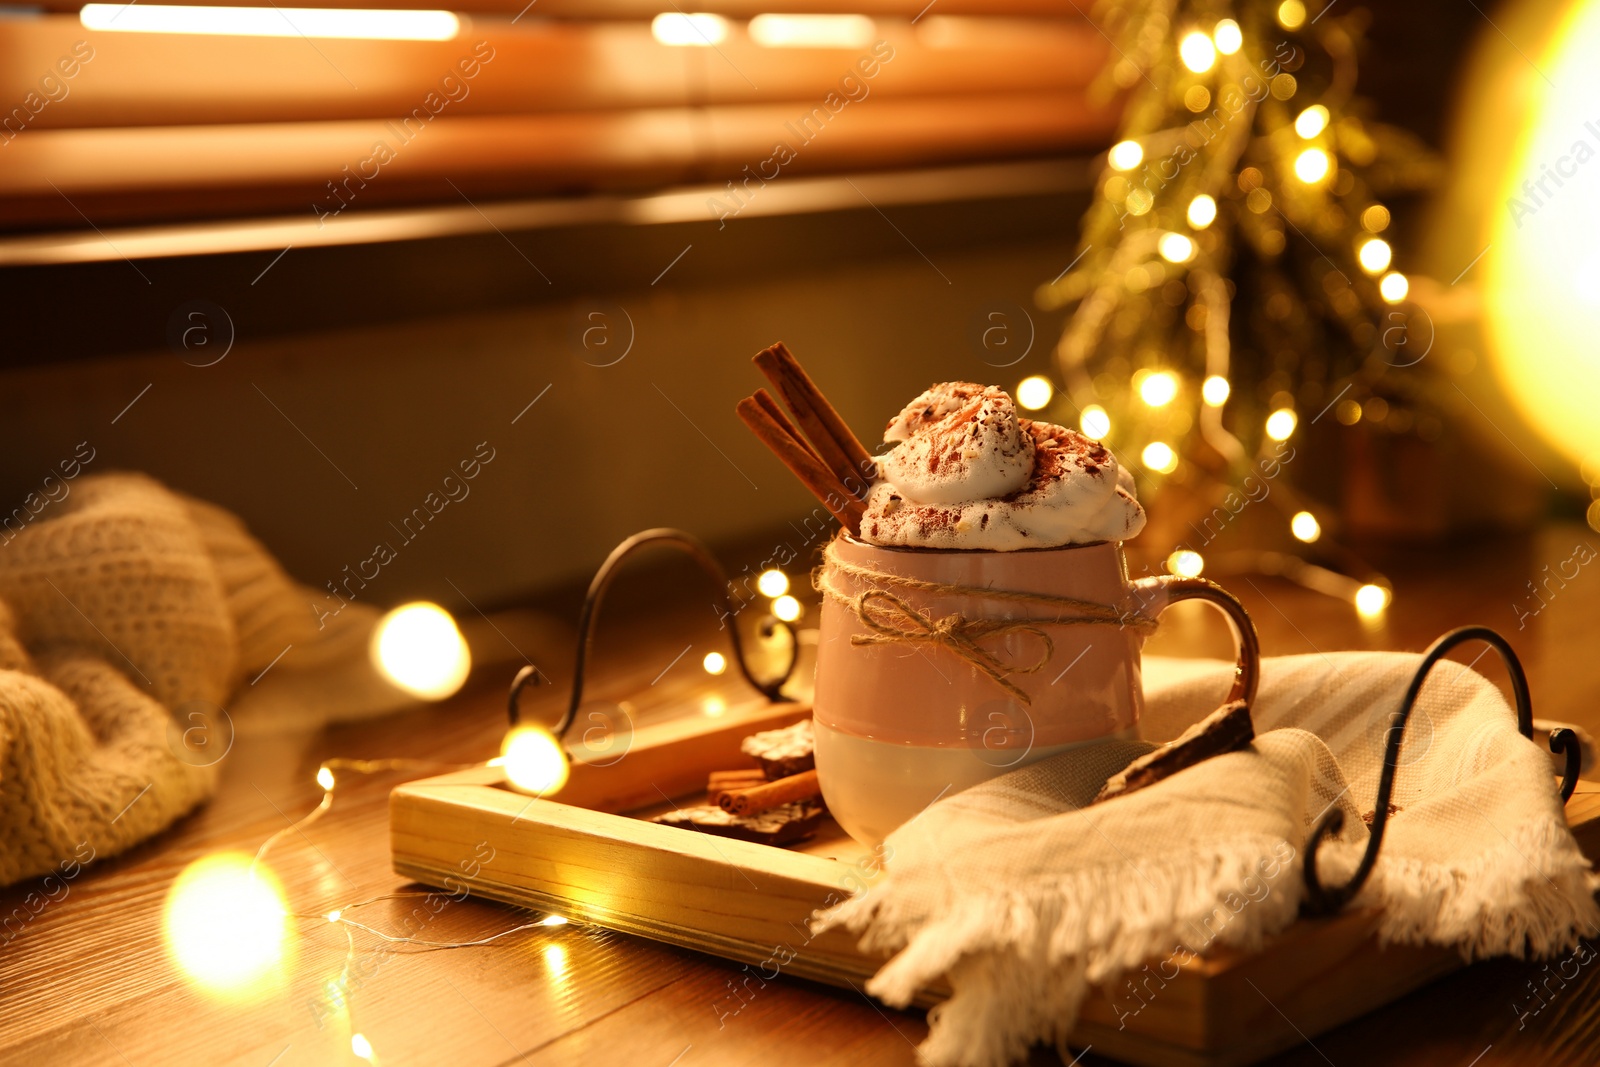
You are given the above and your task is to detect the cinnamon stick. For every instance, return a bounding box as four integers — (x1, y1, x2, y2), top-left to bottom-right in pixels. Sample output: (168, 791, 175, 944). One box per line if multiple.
(736, 396, 864, 533)
(718, 769, 822, 817)
(753, 343, 877, 499)
(751, 389, 824, 465)
(708, 769, 768, 789)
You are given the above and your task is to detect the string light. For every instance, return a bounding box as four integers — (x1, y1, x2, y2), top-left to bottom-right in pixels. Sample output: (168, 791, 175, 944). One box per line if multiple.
(1142, 441, 1179, 473)
(701, 651, 727, 675)
(540, 915, 570, 927)
(1108, 140, 1144, 171)
(1138, 371, 1179, 407)
(1201, 375, 1231, 406)
(1179, 31, 1216, 73)
(1294, 105, 1330, 138)
(370, 602, 471, 700)
(1167, 550, 1205, 577)
(1361, 204, 1391, 232)
(1294, 148, 1331, 184)
(1016, 375, 1054, 410)
(1290, 511, 1322, 542)
(1354, 583, 1391, 618)
(756, 568, 789, 597)
(1187, 194, 1217, 229)
(1213, 19, 1242, 55)
(772, 595, 802, 622)
(351, 1034, 375, 1062)
(164, 852, 288, 998)
(1265, 408, 1298, 441)
(1158, 232, 1196, 263)
(1358, 238, 1393, 274)
(500, 725, 570, 796)
(651, 12, 727, 45)
(1379, 272, 1409, 303)
(1080, 405, 1111, 439)
(1278, 0, 1306, 29)
(316, 766, 336, 791)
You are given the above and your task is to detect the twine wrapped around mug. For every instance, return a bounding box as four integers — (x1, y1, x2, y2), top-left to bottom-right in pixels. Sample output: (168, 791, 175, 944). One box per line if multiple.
(816, 541, 1159, 705)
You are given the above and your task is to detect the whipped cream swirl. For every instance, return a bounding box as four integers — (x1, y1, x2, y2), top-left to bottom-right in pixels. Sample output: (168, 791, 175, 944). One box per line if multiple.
(860, 382, 1146, 551)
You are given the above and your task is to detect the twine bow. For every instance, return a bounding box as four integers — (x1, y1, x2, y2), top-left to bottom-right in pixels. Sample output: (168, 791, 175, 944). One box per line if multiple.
(816, 541, 1158, 706)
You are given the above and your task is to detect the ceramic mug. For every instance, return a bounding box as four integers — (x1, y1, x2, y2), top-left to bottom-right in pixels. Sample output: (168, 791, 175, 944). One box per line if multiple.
(812, 532, 1261, 846)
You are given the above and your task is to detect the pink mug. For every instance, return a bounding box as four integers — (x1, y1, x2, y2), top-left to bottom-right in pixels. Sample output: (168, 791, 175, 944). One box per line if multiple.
(812, 532, 1261, 845)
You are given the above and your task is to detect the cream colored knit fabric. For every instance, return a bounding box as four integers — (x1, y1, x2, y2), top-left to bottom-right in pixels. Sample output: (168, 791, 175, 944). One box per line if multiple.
(0, 473, 387, 886)
(816, 652, 1600, 1067)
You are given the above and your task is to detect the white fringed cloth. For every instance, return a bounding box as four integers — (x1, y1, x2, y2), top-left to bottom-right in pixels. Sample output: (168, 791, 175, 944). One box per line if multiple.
(814, 652, 1600, 1067)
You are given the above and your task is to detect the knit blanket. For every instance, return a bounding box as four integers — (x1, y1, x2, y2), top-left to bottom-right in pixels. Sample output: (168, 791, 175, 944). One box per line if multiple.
(815, 651, 1600, 1067)
(0, 473, 398, 887)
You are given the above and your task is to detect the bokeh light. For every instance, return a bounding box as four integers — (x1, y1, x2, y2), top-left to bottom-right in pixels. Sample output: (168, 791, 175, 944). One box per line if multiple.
(1265, 408, 1298, 441)
(164, 852, 287, 998)
(1294, 148, 1331, 184)
(1213, 19, 1242, 55)
(1290, 511, 1322, 542)
(772, 595, 802, 622)
(1080, 405, 1111, 439)
(1179, 31, 1216, 73)
(1379, 272, 1409, 303)
(1158, 232, 1196, 263)
(1167, 550, 1205, 577)
(371, 601, 471, 700)
(1138, 371, 1179, 407)
(1355, 583, 1391, 618)
(1108, 140, 1144, 171)
(1278, 0, 1306, 29)
(1187, 194, 1217, 229)
(756, 569, 789, 597)
(651, 12, 727, 45)
(1201, 375, 1231, 406)
(1357, 238, 1392, 274)
(1016, 375, 1054, 410)
(701, 651, 727, 675)
(1142, 441, 1179, 473)
(1294, 105, 1330, 138)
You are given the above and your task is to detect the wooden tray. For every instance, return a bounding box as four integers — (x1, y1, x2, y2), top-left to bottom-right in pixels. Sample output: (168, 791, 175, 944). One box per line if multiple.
(389, 701, 1600, 1067)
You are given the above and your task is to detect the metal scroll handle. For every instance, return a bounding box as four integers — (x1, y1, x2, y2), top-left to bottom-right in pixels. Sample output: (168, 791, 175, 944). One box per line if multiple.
(1302, 625, 1580, 916)
(1135, 575, 1263, 709)
(507, 528, 800, 740)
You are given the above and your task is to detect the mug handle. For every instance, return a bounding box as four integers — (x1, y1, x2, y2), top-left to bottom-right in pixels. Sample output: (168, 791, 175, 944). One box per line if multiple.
(1131, 575, 1262, 708)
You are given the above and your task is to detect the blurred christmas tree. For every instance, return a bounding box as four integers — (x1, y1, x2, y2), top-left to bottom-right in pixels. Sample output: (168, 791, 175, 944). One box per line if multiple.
(1036, 0, 1440, 611)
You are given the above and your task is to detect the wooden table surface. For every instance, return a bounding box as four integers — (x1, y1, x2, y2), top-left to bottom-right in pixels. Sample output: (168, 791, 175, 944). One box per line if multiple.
(2, 521, 1598, 1067)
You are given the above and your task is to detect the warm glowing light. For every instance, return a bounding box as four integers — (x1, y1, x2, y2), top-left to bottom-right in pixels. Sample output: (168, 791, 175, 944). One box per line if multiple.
(1201, 375, 1231, 406)
(351, 1034, 375, 1061)
(1290, 511, 1322, 542)
(1187, 194, 1217, 229)
(371, 601, 470, 700)
(748, 13, 874, 47)
(1354, 583, 1391, 618)
(1358, 238, 1392, 274)
(702, 694, 728, 717)
(1179, 31, 1216, 73)
(1379, 271, 1409, 303)
(1016, 375, 1054, 410)
(1265, 408, 1298, 441)
(325, 909, 342, 923)
(315, 766, 335, 791)
(1361, 204, 1391, 233)
(1483, 3, 1600, 470)
(701, 651, 727, 675)
(1158, 232, 1196, 264)
(544, 942, 569, 978)
(500, 725, 570, 796)
(164, 852, 287, 997)
(651, 12, 728, 45)
(756, 569, 789, 598)
(1294, 104, 1330, 138)
(1278, 0, 1306, 29)
(79, 3, 458, 38)
(1108, 140, 1144, 171)
(1142, 441, 1178, 473)
(1167, 550, 1205, 577)
(1294, 148, 1331, 184)
(1213, 19, 1242, 55)
(1139, 371, 1179, 407)
(1080, 405, 1111, 439)
(540, 914, 570, 927)
(772, 595, 802, 622)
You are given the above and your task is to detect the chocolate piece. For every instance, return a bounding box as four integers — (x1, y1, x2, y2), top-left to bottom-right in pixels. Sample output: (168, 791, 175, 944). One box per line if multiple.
(1093, 700, 1254, 804)
(740, 718, 815, 780)
(652, 800, 826, 846)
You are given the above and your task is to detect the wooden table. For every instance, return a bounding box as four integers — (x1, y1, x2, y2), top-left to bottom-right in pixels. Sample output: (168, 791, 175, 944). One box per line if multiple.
(2, 521, 1598, 1067)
